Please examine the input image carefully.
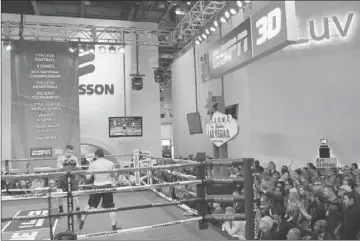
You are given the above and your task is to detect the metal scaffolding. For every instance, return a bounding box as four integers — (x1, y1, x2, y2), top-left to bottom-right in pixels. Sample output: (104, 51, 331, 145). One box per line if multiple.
(1, 21, 174, 47)
(172, 1, 226, 43)
(1, 1, 226, 57)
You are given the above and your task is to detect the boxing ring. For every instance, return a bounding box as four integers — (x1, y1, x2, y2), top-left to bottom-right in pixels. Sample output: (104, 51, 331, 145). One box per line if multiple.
(1, 150, 259, 240)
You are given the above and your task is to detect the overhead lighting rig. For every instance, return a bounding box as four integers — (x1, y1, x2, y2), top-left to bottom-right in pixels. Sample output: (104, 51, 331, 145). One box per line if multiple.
(195, 1, 251, 46)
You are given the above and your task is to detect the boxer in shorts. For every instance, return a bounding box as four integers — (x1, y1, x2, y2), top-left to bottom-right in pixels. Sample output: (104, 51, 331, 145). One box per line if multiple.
(78, 149, 120, 231)
(57, 145, 81, 223)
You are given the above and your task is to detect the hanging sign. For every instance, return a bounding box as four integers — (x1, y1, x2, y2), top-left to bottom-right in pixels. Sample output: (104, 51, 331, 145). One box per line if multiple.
(315, 157, 337, 168)
(206, 111, 239, 147)
(206, 1, 297, 79)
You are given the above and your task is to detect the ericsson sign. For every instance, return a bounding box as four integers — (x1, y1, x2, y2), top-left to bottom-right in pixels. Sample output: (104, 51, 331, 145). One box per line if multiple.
(207, 1, 297, 79)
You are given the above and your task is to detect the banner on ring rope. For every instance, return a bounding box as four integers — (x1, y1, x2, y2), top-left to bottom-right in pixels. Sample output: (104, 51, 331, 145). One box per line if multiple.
(11, 40, 80, 167)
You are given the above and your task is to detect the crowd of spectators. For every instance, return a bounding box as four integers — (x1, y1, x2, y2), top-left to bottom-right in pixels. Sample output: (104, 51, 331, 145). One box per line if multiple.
(205, 160, 360, 240)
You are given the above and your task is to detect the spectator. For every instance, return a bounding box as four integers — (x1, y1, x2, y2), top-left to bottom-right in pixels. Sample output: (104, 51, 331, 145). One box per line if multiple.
(260, 185, 285, 217)
(273, 206, 292, 240)
(323, 186, 341, 238)
(221, 207, 246, 240)
(259, 216, 277, 240)
(286, 228, 302, 240)
(285, 188, 300, 224)
(339, 192, 360, 239)
(313, 220, 333, 240)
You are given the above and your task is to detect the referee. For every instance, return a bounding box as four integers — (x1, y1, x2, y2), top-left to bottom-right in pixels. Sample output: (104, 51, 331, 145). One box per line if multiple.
(78, 149, 120, 231)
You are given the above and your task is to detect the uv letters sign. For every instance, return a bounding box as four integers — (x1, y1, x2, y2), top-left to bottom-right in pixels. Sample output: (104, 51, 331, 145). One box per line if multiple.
(316, 158, 337, 168)
(206, 111, 239, 147)
(206, 1, 297, 79)
(11, 41, 80, 165)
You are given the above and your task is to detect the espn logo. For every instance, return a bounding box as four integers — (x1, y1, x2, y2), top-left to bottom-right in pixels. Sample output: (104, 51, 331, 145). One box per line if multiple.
(29, 147, 53, 158)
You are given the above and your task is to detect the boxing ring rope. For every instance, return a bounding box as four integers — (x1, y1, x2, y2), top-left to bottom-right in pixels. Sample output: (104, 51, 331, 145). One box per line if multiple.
(1, 152, 257, 240)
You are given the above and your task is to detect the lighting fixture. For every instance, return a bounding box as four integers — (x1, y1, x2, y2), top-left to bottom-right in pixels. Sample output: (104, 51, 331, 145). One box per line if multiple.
(109, 46, 116, 54)
(237, 1, 243, 8)
(220, 17, 227, 23)
(224, 11, 230, 19)
(187, 1, 191, 5)
(205, 29, 210, 35)
(195, 40, 201, 45)
(69, 43, 77, 53)
(201, 33, 207, 39)
(99, 46, 106, 53)
(213, 20, 219, 27)
(197, 36, 202, 41)
(230, 8, 237, 15)
(244, 0, 251, 3)
(88, 45, 95, 53)
(4, 41, 11, 51)
(210, 26, 216, 32)
(79, 44, 85, 53)
(119, 46, 125, 54)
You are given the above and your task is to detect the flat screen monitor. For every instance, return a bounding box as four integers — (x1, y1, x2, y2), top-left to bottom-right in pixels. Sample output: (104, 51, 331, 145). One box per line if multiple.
(187, 111, 203, 135)
(109, 116, 143, 137)
(225, 104, 239, 120)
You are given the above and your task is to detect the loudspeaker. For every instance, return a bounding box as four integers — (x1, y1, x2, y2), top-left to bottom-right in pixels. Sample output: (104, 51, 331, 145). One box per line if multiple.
(132, 77, 143, 90)
(319, 147, 330, 158)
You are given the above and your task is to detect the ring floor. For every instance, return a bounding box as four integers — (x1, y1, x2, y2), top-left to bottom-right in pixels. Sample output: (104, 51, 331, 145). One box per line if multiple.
(2, 190, 229, 240)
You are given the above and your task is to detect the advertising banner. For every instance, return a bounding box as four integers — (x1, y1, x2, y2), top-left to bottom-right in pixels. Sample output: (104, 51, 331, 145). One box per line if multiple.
(11, 41, 80, 168)
(206, 1, 298, 79)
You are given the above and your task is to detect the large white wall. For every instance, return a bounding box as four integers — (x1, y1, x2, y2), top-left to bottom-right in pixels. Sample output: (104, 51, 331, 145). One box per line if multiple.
(1, 13, 162, 164)
(172, 1, 360, 167)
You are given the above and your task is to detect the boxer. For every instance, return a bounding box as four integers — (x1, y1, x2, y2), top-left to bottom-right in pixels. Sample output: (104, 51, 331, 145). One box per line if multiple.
(57, 145, 81, 223)
(78, 149, 120, 231)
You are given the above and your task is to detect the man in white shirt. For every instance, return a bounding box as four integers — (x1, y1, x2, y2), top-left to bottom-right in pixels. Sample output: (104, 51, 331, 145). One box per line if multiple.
(78, 149, 119, 231)
(56, 145, 81, 223)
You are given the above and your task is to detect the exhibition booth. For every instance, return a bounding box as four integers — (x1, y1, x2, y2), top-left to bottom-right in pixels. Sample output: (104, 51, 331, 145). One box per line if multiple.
(172, 1, 360, 167)
(1, 14, 162, 169)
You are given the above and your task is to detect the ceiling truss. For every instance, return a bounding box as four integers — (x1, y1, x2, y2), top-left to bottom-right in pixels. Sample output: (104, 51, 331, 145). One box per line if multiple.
(1, 1, 227, 59)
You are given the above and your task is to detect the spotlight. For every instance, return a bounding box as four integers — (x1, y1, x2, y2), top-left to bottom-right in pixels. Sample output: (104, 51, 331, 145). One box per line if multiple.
(201, 33, 207, 39)
(195, 40, 201, 45)
(213, 20, 219, 27)
(210, 26, 216, 32)
(119, 46, 125, 54)
(79, 44, 85, 53)
(237, 1, 243, 8)
(69, 44, 77, 53)
(187, 1, 191, 5)
(109, 46, 116, 54)
(205, 29, 210, 35)
(88, 45, 95, 53)
(230, 8, 237, 15)
(224, 11, 230, 19)
(244, 0, 251, 3)
(220, 17, 227, 23)
(197, 36, 202, 41)
(4, 41, 11, 51)
(99, 46, 106, 53)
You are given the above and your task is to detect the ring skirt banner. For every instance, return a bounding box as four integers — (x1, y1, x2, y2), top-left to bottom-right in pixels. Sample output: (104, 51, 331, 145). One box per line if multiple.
(11, 40, 80, 169)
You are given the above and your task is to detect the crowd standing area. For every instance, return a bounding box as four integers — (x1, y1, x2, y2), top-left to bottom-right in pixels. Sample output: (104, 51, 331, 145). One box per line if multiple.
(2, 152, 360, 240)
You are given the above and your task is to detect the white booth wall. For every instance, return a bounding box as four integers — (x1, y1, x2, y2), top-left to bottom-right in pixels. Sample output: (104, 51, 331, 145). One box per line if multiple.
(1, 14, 162, 164)
(171, 1, 360, 167)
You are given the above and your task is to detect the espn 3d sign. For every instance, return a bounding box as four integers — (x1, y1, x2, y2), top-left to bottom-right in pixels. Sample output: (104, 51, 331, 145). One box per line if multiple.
(207, 1, 298, 79)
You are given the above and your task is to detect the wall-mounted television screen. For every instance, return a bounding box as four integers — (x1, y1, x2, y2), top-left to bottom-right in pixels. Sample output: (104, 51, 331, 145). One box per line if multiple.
(187, 111, 203, 135)
(109, 116, 143, 137)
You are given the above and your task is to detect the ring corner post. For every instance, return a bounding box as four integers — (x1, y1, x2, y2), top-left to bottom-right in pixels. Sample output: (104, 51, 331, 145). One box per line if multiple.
(243, 158, 255, 240)
(66, 170, 74, 232)
(195, 152, 208, 230)
(48, 188, 54, 240)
